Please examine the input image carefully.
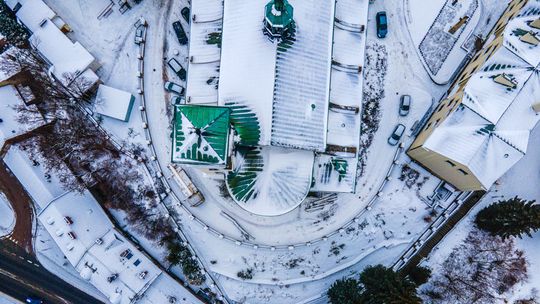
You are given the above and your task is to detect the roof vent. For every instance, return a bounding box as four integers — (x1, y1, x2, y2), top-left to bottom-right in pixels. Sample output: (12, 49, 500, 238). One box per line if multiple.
(532, 101, 540, 113)
(530, 18, 540, 30)
(519, 31, 540, 46)
(39, 19, 48, 28)
(493, 73, 517, 89)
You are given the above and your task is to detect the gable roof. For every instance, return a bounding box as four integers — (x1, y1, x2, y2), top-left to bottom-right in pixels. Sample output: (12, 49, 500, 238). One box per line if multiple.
(425, 12, 540, 189)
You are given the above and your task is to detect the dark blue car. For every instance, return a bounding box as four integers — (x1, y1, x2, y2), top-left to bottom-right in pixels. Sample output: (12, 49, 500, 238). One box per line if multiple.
(376, 11, 388, 38)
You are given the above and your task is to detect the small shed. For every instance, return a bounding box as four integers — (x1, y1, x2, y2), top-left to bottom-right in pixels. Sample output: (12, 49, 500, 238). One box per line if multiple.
(94, 84, 135, 122)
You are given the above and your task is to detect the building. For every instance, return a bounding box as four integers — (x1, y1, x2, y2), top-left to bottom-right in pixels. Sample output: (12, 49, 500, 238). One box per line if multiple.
(6, 0, 99, 87)
(177, 0, 369, 215)
(171, 104, 231, 165)
(94, 85, 136, 122)
(408, 0, 540, 191)
(2, 144, 202, 304)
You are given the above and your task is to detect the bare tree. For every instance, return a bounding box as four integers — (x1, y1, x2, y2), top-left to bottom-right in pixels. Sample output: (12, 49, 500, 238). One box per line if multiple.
(422, 229, 527, 303)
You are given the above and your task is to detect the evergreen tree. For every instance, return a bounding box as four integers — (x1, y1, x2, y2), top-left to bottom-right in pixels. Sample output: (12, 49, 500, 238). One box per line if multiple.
(327, 278, 362, 304)
(407, 265, 431, 286)
(0, 0, 29, 47)
(359, 265, 421, 304)
(475, 196, 540, 239)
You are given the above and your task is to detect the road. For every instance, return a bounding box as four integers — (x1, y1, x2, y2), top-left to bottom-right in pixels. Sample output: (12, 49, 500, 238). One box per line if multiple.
(0, 160, 34, 253)
(0, 241, 103, 304)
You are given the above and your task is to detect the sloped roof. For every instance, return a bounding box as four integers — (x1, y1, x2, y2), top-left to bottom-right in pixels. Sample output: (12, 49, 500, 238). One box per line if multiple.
(424, 12, 540, 189)
(172, 105, 231, 165)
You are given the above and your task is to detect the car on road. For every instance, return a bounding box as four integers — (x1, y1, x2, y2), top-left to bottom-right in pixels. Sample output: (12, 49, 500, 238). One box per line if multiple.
(399, 95, 411, 116)
(181, 7, 190, 23)
(172, 21, 188, 45)
(376, 11, 388, 38)
(164, 81, 185, 95)
(26, 297, 43, 304)
(388, 123, 405, 146)
(167, 58, 187, 81)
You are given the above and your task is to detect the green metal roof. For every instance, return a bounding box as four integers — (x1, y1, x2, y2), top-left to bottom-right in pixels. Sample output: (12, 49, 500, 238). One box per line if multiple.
(172, 105, 231, 165)
(264, 0, 294, 31)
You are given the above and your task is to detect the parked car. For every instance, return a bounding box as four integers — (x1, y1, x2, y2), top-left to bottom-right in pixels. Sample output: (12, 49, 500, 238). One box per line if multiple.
(164, 81, 185, 95)
(170, 95, 185, 105)
(181, 7, 190, 23)
(388, 123, 405, 146)
(376, 11, 388, 38)
(167, 58, 187, 81)
(172, 21, 188, 45)
(399, 95, 411, 116)
(134, 25, 145, 44)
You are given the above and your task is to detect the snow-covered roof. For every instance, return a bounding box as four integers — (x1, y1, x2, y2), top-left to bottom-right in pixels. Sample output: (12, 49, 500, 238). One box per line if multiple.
(424, 13, 540, 189)
(226, 146, 314, 216)
(94, 85, 135, 122)
(2, 145, 65, 209)
(218, 0, 334, 151)
(39, 190, 114, 265)
(77, 229, 161, 304)
(11, 0, 56, 33)
(9, 0, 98, 87)
(29, 20, 96, 85)
(185, 0, 222, 105)
(0, 86, 27, 146)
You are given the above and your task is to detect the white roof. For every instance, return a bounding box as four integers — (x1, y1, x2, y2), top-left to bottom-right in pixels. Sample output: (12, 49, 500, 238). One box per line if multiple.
(185, 0, 222, 104)
(218, 0, 334, 151)
(29, 20, 96, 85)
(77, 229, 161, 304)
(425, 13, 540, 189)
(94, 85, 134, 121)
(12, 0, 56, 33)
(3, 145, 64, 209)
(134, 272, 202, 304)
(218, 0, 277, 145)
(39, 190, 114, 265)
(232, 146, 314, 216)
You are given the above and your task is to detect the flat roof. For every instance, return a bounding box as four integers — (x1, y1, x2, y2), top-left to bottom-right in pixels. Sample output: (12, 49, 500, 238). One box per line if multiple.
(94, 85, 134, 122)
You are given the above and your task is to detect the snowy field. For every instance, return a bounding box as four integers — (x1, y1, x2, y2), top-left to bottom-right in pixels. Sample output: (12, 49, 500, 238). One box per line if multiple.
(421, 124, 540, 302)
(0, 294, 18, 304)
(0, 193, 14, 237)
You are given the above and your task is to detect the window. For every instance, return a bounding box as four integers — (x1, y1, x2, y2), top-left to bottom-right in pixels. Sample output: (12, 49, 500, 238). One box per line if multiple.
(435, 118, 441, 126)
(458, 169, 469, 175)
(446, 160, 456, 167)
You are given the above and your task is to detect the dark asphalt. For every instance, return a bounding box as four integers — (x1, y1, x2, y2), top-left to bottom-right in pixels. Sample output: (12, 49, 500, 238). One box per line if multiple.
(0, 241, 104, 304)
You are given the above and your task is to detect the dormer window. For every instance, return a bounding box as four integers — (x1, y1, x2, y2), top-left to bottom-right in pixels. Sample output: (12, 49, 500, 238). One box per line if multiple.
(519, 31, 540, 46)
(493, 73, 517, 89)
(530, 18, 540, 30)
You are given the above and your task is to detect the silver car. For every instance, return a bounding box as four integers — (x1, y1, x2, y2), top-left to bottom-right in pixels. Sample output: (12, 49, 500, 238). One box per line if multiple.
(164, 81, 185, 95)
(388, 124, 405, 146)
(399, 95, 411, 116)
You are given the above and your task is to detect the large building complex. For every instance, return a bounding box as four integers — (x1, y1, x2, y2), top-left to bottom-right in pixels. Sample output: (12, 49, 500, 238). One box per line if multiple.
(408, 0, 540, 191)
(174, 0, 369, 215)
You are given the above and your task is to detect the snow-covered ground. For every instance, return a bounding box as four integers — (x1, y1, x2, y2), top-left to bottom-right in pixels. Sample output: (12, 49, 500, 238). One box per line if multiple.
(0, 293, 19, 304)
(16, 0, 526, 302)
(0, 193, 15, 237)
(421, 124, 540, 302)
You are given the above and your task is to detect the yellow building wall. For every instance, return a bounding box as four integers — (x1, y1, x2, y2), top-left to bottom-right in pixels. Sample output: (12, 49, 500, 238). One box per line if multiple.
(408, 147, 484, 191)
(408, 0, 530, 190)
